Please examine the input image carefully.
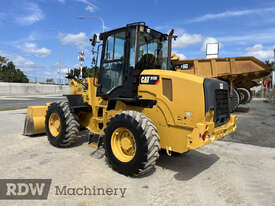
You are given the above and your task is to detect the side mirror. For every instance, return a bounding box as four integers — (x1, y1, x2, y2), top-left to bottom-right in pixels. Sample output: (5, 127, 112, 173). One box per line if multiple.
(90, 34, 97, 47)
(168, 29, 177, 40)
(168, 29, 174, 37)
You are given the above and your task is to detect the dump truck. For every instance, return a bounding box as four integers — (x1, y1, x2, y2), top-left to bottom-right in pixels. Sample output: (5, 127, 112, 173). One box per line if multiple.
(171, 54, 271, 112)
(24, 22, 237, 176)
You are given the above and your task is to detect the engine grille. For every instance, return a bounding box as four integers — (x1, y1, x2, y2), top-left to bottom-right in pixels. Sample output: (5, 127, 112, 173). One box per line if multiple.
(215, 89, 230, 126)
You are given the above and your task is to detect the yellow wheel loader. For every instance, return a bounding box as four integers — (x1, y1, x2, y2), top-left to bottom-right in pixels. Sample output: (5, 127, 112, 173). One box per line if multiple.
(23, 22, 237, 176)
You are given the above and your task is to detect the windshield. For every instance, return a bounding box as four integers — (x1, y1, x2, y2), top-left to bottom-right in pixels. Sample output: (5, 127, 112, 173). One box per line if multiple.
(135, 30, 169, 70)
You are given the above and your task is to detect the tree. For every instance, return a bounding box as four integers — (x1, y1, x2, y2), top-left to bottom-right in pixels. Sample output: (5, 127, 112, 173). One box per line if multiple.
(0, 56, 7, 65)
(46, 78, 54, 83)
(69, 66, 99, 78)
(0, 56, 29, 83)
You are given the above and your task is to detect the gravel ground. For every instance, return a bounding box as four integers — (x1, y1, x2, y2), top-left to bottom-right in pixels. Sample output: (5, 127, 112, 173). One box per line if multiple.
(223, 100, 275, 148)
(0, 100, 274, 206)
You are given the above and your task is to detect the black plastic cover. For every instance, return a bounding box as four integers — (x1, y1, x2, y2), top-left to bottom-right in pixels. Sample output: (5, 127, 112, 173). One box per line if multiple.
(203, 78, 230, 126)
(64, 94, 92, 112)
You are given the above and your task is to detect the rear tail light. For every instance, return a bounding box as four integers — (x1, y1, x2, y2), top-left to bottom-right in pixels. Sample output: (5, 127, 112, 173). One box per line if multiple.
(201, 133, 207, 141)
(201, 125, 208, 141)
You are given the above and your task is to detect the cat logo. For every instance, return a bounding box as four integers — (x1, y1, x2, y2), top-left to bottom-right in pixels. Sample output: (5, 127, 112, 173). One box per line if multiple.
(140, 75, 160, 85)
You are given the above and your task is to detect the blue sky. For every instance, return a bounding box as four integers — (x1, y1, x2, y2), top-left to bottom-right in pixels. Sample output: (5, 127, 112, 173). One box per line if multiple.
(0, 0, 275, 82)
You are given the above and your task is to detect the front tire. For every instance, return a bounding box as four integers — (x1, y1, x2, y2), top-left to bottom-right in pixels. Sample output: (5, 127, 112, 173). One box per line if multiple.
(104, 111, 160, 176)
(45, 101, 80, 148)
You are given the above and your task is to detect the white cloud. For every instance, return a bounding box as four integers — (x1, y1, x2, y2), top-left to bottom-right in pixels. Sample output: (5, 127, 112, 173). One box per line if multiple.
(43, 71, 53, 76)
(26, 33, 38, 41)
(75, 0, 97, 8)
(20, 43, 51, 58)
(75, 0, 94, 6)
(188, 7, 275, 23)
(51, 62, 65, 70)
(201, 37, 222, 52)
(58, 32, 89, 49)
(175, 53, 186, 59)
(0, 50, 42, 72)
(15, 3, 44, 26)
(75, 0, 98, 12)
(9, 32, 41, 47)
(245, 44, 274, 60)
(48, 63, 71, 79)
(217, 30, 275, 43)
(173, 32, 202, 49)
(60, 68, 70, 74)
(85, 5, 96, 13)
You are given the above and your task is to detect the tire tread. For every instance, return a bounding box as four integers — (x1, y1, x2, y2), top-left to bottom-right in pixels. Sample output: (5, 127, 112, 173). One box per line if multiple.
(104, 110, 160, 176)
(46, 101, 79, 147)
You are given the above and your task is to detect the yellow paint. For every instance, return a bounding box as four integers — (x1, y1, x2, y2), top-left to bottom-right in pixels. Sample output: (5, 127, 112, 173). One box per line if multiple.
(187, 114, 237, 150)
(111, 128, 136, 162)
(24, 105, 48, 135)
(48, 112, 61, 137)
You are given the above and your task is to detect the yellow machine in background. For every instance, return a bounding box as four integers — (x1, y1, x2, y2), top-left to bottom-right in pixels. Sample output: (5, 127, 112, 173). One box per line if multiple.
(24, 22, 237, 176)
(171, 54, 271, 112)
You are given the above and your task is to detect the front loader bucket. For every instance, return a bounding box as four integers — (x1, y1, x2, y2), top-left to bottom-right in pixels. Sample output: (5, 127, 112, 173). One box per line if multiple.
(23, 106, 48, 136)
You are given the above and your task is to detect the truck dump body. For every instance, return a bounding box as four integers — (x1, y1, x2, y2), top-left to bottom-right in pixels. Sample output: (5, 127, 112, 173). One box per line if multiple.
(171, 55, 271, 89)
(171, 55, 272, 111)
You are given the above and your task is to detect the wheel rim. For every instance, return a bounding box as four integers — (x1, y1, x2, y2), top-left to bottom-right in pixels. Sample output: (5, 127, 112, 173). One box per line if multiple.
(111, 128, 136, 162)
(48, 112, 61, 137)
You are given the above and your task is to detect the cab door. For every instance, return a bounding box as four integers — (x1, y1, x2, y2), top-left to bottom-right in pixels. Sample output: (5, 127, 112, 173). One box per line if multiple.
(97, 30, 129, 98)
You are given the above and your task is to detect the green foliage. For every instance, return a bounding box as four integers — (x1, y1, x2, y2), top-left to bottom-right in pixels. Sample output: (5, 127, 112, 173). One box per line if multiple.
(0, 56, 29, 83)
(46, 78, 54, 83)
(0, 56, 7, 65)
(69, 66, 99, 79)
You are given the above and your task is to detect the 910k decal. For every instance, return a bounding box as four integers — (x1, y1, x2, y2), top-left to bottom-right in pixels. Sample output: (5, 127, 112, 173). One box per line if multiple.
(140, 75, 160, 85)
(174, 62, 194, 70)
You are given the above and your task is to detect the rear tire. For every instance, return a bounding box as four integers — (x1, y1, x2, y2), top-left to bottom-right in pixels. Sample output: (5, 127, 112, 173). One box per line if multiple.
(230, 88, 240, 112)
(248, 89, 253, 103)
(45, 101, 80, 148)
(104, 110, 160, 176)
(237, 88, 251, 104)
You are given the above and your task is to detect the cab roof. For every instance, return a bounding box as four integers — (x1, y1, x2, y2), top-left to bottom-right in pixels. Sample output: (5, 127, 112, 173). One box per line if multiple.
(99, 22, 168, 40)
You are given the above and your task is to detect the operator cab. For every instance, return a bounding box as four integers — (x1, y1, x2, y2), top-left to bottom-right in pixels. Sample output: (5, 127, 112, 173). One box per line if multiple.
(93, 22, 173, 99)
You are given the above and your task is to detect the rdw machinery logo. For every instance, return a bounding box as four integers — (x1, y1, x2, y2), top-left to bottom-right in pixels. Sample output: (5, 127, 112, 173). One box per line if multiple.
(0, 179, 51, 200)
